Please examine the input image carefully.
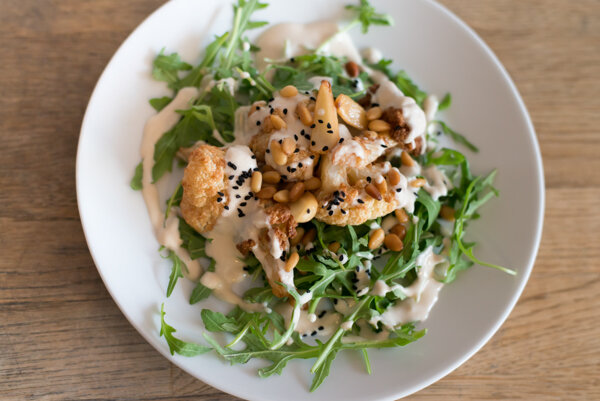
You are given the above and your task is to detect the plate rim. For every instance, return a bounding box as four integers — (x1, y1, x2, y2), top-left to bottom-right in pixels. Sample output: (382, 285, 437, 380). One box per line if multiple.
(75, 0, 545, 399)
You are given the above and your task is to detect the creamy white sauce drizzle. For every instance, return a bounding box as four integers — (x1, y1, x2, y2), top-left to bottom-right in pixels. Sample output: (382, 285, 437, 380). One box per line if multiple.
(423, 94, 439, 123)
(141, 87, 202, 280)
(361, 47, 383, 64)
(255, 21, 361, 73)
(370, 246, 447, 329)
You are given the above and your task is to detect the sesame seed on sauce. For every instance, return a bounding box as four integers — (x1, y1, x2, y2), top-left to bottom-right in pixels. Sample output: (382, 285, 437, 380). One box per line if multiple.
(256, 121, 261, 126)
(270, 108, 274, 114)
(341, 209, 347, 214)
(381, 144, 388, 148)
(229, 175, 234, 180)
(224, 206, 229, 210)
(232, 186, 239, 190)
(269, 97, 274, 102)
(217, 191, 224, 196)
(311, 141, 316, 146)
(396, 188, 402, 192)
(318, 326, 324, 331)
(294, 134, 298, 140)
(283, 108, 288, 115)
(310, 96, 316, 101)
(339, 138, 344, 143)
(311, 331, 317, 336)
(217, 197, 222, 202)
(366, 177, 372, 182)
(357, 199, 364, 204)
(235, 194, 241, 199)
(251, 155, 256, 159)
(227, 162, 237, 170)
(240, 202, 247, 207)
(318, 311, 326, 318)
(278, 139, 283, 144)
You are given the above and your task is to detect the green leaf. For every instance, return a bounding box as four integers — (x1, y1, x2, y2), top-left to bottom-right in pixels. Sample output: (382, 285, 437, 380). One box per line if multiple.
(310, 348, 338, 392)
(415, 189, 441, 230)
(395, 70, 427, 106)
(149, 96, 172, 111)
(345, 0, 394, 34)
(163, 250, 185, 297)
(159, 304, 211, 356)
(178, 217, 212, 261)
(152, 50, 192, 88)
(189, 281, 212, 304)
(428, 148, 465, 166)
(438, 93, 452, 111)
(201, 309, 243, 332)
(130, 161, 143, 190)
(435, 120, 479, 152)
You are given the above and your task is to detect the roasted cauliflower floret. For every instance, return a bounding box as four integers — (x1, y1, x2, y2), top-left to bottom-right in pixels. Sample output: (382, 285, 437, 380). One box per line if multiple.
(180, 145, 227, 233)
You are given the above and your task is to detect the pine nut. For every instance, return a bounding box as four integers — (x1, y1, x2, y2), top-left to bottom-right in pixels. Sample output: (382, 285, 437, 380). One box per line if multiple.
(256, 185, 276, 199)
(345, 61, 359, 77)
(289, 182, 305, 202)
(384, 233, 404, 252)
(296, 102, 313, 126)
(328, 241, 341, 253)
(280, 85, 298, 98)
(263, 170, 281, 184)
(388, 168, 401, 186)
(400, 151, 415, 167)
(440, 205, 456, 221)
(368, 119, 391, 132)
(366, 106, 382, 121)
(273, 189, 290, 203)
(282, 137, 296, 155)
(410, 178, 426, 188)
(289, 192, 318, 223)
(302, 227, 317, 246)
(390, 224, 406, 240)
(375, 179, 388, 195)
(284, 251, 300, 272)
(335, 94, 367, 130)
(304, 176, 321, 191)
(290, 227, 305, 246)
(251, 171, 262, 193)
(270, 114, 287, 130)
(262, 164, 274, 172)
(395, 208, 409, 224)
(270, 140, 288, 166)
(368, 228, 385, 249)
(365, 183, 382, 201)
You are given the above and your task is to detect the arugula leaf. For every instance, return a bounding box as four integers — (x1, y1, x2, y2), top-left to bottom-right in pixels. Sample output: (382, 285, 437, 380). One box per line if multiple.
(345, 0, 394, 34)
(152, 50, 192, 88)
(438, 93, 452, 111)
(435, 120, 479, 152)
(310, 348, 338, 392)
(178, 217, 212, 261)
(163, 250, 185, 297)
(149, 96, 172, 111)
(130, 161, 143, 190)
(427, 148, 466, 166)
(201, 309, 245, 332)
(395, 70, 427, 106)
(189, 281, 212, 304)
(160, 303, 211, 356)
(415, 189, 441, 230)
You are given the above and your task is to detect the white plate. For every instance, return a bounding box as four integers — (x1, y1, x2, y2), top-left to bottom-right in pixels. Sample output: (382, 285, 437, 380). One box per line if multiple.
(76, 0, 544, 399)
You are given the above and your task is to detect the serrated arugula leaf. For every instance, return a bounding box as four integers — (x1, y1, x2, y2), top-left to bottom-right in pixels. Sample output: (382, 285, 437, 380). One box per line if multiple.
(415, 189, 441, 230)
(178, 217, 212, 261)
(201, 309, 244, 332)
(435, 120, 478, 152)
(395, 70, 427, 106)
(130, 161, 143, 190)
(345, 0, 394, 34)
(310, 348, 338, 392)
(160, 304, 211, 356)
(152, 50, 192, 88)
(189, 281, 212, 304)
(162, 250, 185, 297)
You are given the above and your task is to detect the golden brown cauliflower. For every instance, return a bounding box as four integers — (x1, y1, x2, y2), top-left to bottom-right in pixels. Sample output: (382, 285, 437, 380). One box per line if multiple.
(180, 145, 227, 233)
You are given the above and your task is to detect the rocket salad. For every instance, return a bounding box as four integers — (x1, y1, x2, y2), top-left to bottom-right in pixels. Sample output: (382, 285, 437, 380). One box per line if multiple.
(131, 0, 515, 391)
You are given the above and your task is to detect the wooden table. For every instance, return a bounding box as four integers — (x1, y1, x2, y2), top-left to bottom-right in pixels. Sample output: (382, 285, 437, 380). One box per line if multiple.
(1, 0, 598, 399)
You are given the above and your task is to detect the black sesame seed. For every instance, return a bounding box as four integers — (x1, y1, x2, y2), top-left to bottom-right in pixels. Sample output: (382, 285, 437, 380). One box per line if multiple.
(270, 108, 274, 114)
(233, 186, 239, 190)
(255, 106, 260, 110)
(269, 97, 274, 102)
(334, 190, 339, 196)
(357, 199, 364, 204)
(229, 175, 234, 180)
(318, 119, 323, 124)
(266, 149, 270, 153)
(318, 311, 326, 318)
(366, 176, 372, 182)
(310, 124, 316, 128)
(224, 206, 229, 210)
(310, 96, 316, 101)
(294, 148, 300, 153)
(244, 195, 251, 200)
(290, 168, 297, 173)
(326, 122, 331, 128)
(341, 191, 346, 197)
(311, 141, 316, 146)
(290, 57, 295, 62)
(372, 103, 380, 107)
(333, 299, 338, 305)
(251, 155, 256, 159)
(240, 202, 247, 207)
(339, 138, 344, 143)
(306, 208, 310, 213)
(236, 194, 241, 199)
(318, 326, 324, 331)
(294, 134, 298, 140)
(311, 331, 317, 336)
(278, 139, 283, 144)
(395, 125, 402, 130)
(298, 163, 303, 167)
(283, 108, 288, 115)
(328, 210, 333, 216)
(396, 188, 402, 193)
(437, 131, 442, 136)
(381, 144, 388, 148)
(341, 209, 347, 214)
(256, 121, 261, 126)
(217, 191, 224, 196)
(310, 155, 315, 159)
(327, 129, 333, 134)
(322, 146, 329, 151)
(227, 162, 237, 170)
(217, 197, 222, 202)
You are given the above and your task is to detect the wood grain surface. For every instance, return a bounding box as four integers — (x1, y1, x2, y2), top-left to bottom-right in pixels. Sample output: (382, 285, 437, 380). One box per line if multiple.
(1, 0, 599, 400)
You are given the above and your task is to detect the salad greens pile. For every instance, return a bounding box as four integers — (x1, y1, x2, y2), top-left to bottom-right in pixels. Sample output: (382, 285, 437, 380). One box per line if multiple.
(131, 0, 515, 391)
